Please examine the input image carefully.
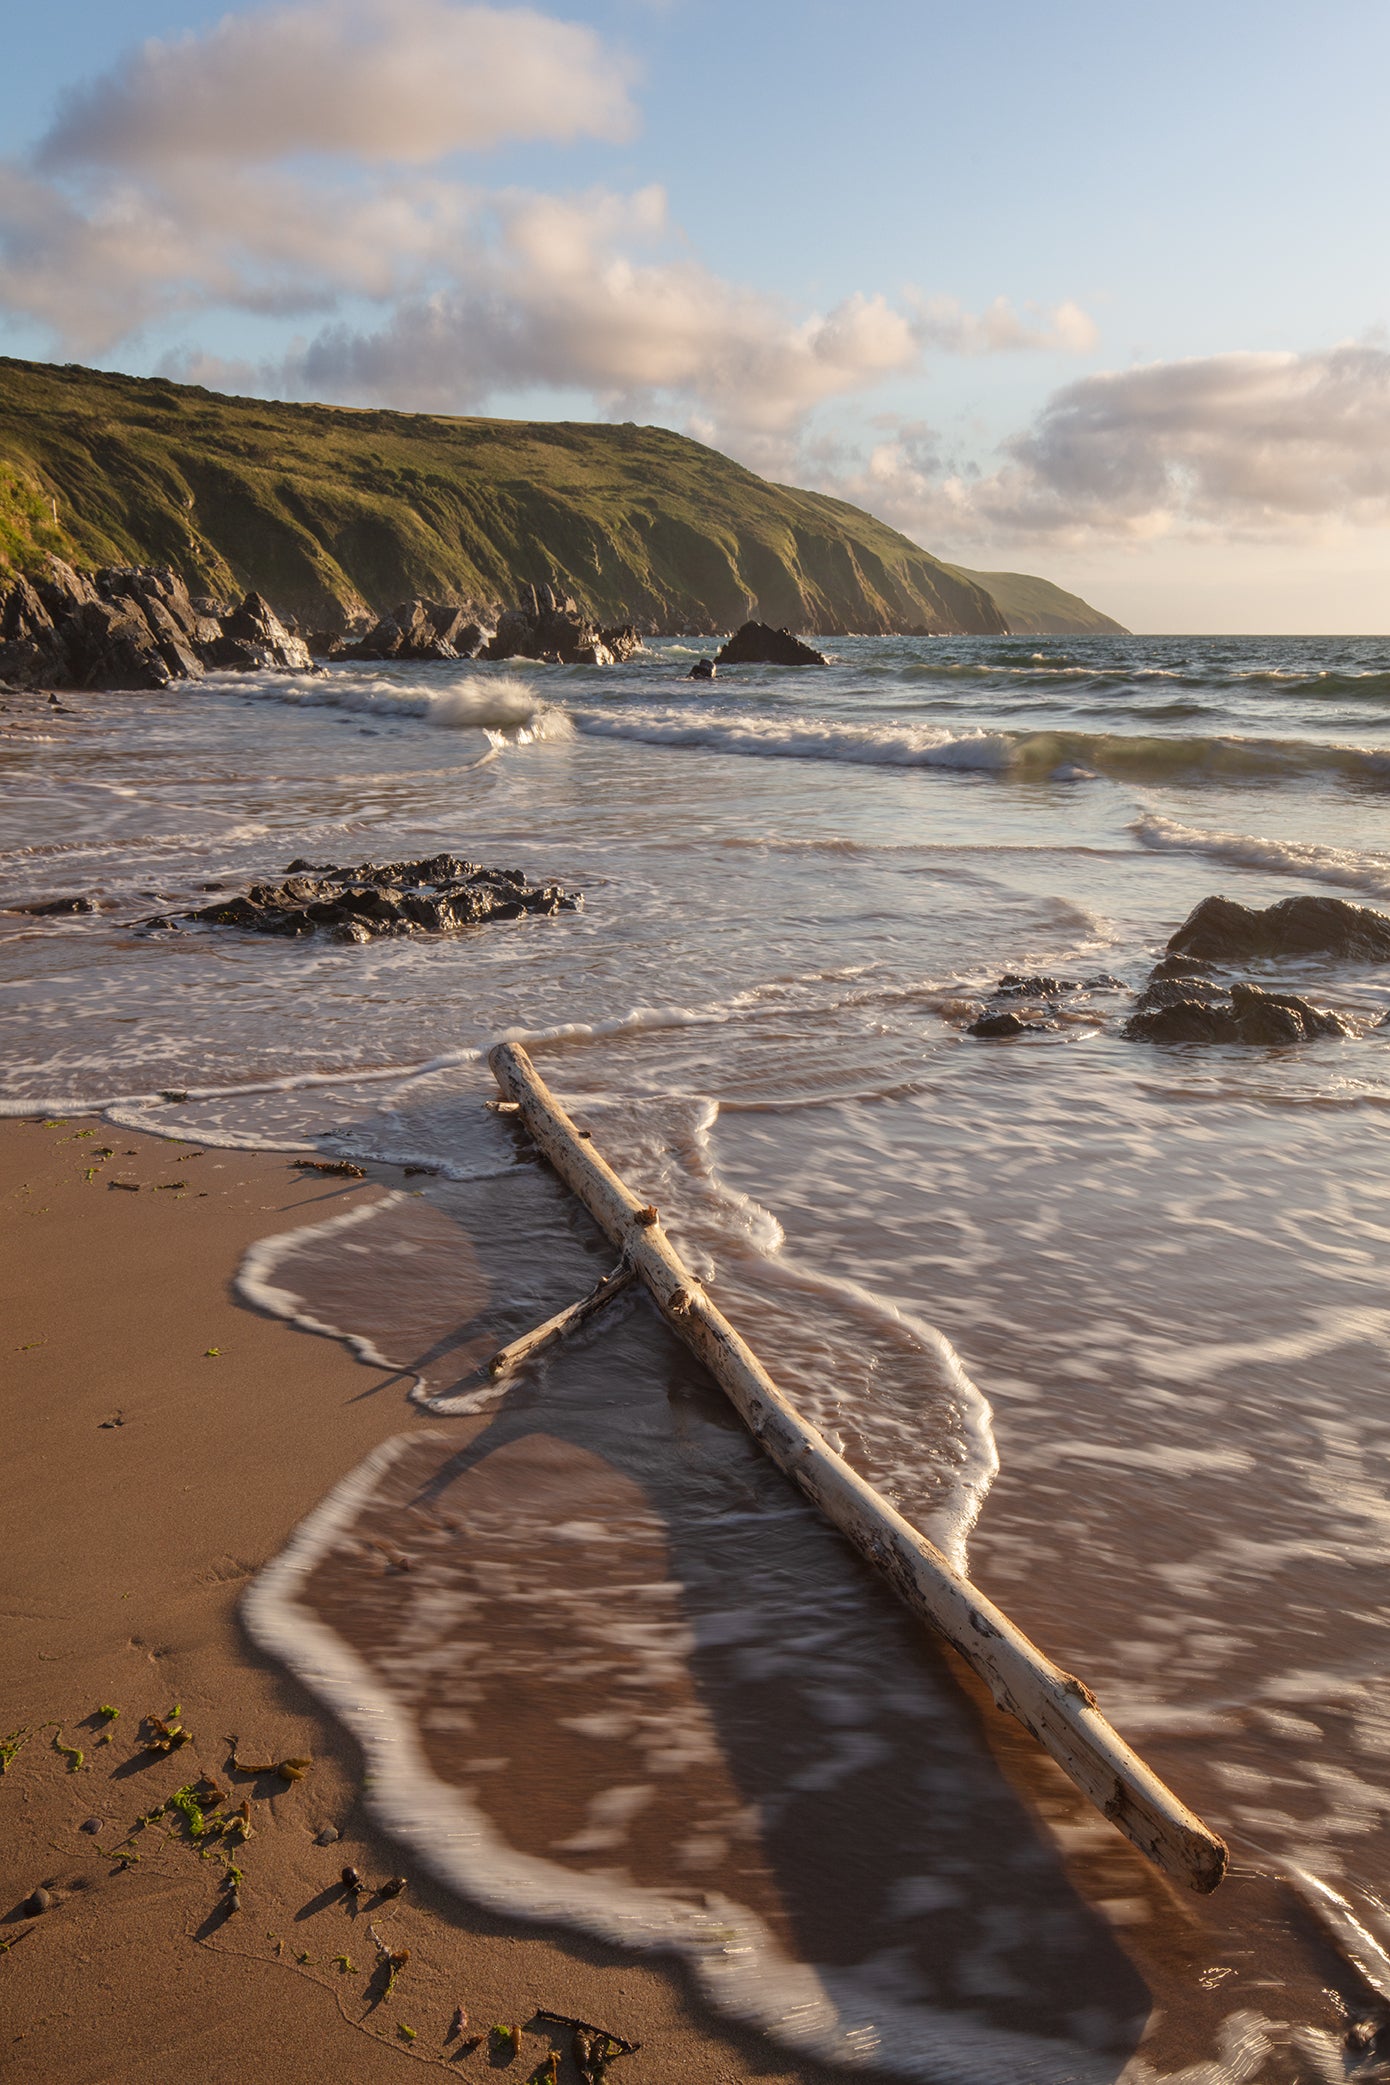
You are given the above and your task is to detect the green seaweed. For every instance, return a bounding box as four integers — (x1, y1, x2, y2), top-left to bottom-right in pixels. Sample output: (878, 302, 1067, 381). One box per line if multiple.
(397, 2024, 417, 2044)
(332, 1953, 356, 1975)
(167, 1784, 209, 1837)
(0, 1727, 31, 1773)
(52, 1731, 84, 1772)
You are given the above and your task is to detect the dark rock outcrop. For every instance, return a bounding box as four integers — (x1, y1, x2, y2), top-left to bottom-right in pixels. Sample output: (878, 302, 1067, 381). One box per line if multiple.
(993, 972, 1127, 998)
(206, 592, 313, 673)
(343, 600, 493, 663)
(1167, 895, 1390, 964)
(1131, 975, 1227, 1014)
(687, 657, 716, 680)
(144, 852, 582, 944)
(1124, 982, 1350, 1046)
(714, 622, 827, 667)
(968, 1010, 1049, 1038)
(1147, 953, 1218, 982)
(0, 558, 312, 689)
(481, 583, 640, 667)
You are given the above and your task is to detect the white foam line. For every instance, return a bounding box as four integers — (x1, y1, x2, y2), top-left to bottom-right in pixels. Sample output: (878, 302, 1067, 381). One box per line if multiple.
(243, 1434, 1120, 2084)
(1133, 812, 1390, 897)
(0, 1046, 485, 1126)
(1280, 1866, 1390, 2003)
(236, 1194, 408, 1373)
(676, 1095, 998, 1570)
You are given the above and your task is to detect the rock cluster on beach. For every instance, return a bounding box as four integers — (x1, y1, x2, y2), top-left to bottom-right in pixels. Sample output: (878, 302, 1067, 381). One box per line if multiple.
(144, 853, 583, 943)
(714, 621, 827, 667)
(483, 582, 641, 667)
(0, 558, 312, 691)
(333, 600, 491, 663)
(336, 581, 641, 667)
(967, 894, 1389, 1048)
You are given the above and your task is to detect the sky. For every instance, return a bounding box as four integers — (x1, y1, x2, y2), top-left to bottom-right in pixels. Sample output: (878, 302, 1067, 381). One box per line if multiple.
(4, 0, 1390, 630)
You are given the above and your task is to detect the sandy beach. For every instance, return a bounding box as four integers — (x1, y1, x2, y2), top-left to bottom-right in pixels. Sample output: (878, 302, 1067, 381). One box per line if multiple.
(0, 1115, 839, 2085)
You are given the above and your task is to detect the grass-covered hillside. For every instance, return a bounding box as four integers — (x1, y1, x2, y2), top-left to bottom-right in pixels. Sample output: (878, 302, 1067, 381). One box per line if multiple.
(0, 356, 1120, 635)
(948, 564, 1129, 635)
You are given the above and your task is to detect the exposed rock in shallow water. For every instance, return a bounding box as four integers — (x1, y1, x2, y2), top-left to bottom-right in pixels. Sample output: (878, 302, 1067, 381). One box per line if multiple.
(994, 972, 1126, 997)
(968, 1010, 1050, 1038)
(1124, 982, 1350, 1046)
(1168, 894, 1390, 963)
(1145, 952, 1220, 986)
(144, 853, 583, 943)
(714, 621, 827, 667)
(1131, 975, 1228, 1013)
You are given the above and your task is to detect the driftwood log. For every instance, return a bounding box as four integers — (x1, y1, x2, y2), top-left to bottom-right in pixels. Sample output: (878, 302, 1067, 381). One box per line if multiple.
(486, 1261, 634, 1379)
(488, 1041, 1228, 1893)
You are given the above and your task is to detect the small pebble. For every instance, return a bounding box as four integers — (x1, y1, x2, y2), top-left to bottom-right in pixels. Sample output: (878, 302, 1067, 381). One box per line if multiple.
(316, 1825, 340, 1845)
(227, 1890, 242, 1916)
(379, 1875, 406, 1899)
(341, 1865, 363, 1894)
(27, 1887, 52, 1915)
(79, 1818, 102, 1834)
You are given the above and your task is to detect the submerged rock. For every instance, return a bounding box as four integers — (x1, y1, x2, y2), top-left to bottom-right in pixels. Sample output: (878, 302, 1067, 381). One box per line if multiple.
(687, 657, 716, 680)
(144, 852, 582, 943)
(1124, 982, 1350, 1046)
(714, 621, 827, 667)
(1167, 894, 1390, 963)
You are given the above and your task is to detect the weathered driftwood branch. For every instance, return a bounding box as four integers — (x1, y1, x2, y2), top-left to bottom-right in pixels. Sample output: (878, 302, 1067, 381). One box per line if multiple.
(487, 1261, 634, 1379)
(488, 1041, 1228, 1894)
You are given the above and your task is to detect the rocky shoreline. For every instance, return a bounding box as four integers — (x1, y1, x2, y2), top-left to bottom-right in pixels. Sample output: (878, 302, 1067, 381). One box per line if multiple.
(0, 554, 844, 691)
(0, 558, 312, 690)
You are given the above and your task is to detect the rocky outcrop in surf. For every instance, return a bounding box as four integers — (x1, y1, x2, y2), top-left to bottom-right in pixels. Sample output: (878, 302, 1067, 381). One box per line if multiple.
(1167, 894, 1390, 963)
(1123, 982, 1350, 1046)
(964, 919, 1377, 1046)
(144, 853, 582, 944)
(338, 600, 492, 663)
(481, 583, 641, 667)
(714, 622, 827, 667)
(0, 557, 312, 690)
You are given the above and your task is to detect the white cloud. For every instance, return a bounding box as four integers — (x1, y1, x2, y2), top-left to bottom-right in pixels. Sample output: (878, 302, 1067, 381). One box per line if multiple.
(37, 0, 638, 169)
(820, 348, 1390, 551)
(257, 192, 925, 434)
(0, 0, 1096, 444)
(912, 293, 1098, 357)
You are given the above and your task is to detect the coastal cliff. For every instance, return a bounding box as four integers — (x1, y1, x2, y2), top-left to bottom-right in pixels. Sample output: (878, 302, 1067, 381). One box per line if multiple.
(0, 357, 1119, 637)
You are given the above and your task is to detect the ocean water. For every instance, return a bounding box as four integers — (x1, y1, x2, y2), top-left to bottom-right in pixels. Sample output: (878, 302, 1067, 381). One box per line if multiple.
(5, 632, 1390, 2080)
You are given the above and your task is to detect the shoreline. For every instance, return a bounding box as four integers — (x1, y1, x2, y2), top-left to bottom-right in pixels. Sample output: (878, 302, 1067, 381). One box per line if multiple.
(0, 1115, 833, 2084)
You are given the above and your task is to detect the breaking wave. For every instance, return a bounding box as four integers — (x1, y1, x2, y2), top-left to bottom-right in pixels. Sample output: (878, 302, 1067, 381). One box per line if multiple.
(1133, 813, 1390, 897)
(207, 668, 571, 743)
(570, 704, 1390, 786)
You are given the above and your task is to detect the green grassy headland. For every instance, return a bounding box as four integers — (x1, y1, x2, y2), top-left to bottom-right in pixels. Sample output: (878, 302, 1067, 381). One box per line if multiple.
(0, 356, 1123, 636)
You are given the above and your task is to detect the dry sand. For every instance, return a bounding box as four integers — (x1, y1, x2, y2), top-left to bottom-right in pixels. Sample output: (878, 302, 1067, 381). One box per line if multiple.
(0, 1116, 840, 2085)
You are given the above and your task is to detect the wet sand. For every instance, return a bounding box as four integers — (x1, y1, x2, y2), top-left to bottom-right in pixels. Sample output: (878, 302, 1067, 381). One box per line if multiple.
(0, 1116, 839, 2084)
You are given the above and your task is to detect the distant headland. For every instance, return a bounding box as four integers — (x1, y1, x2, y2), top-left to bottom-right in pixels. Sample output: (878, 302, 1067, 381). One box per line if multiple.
(0, 356, 1125, 639)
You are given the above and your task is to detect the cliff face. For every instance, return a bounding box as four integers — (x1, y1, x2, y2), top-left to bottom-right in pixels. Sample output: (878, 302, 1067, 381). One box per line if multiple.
(0, 358, 1011, 636)
(946, 564, 1129, 636)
